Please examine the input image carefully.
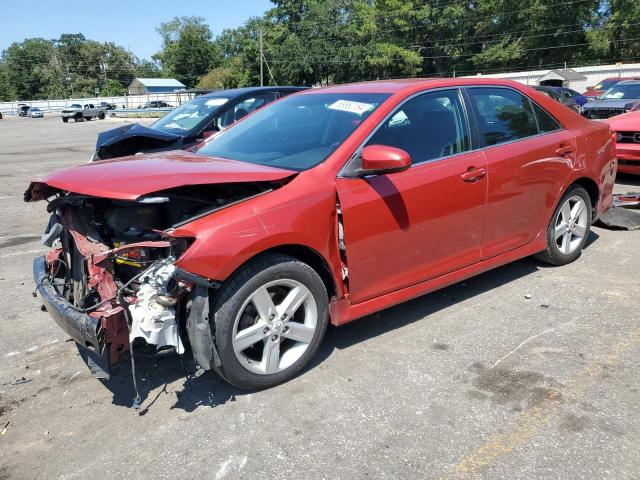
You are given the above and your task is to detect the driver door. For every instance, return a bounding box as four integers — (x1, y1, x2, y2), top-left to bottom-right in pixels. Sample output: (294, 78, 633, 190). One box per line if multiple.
(336, 89, 488, 304)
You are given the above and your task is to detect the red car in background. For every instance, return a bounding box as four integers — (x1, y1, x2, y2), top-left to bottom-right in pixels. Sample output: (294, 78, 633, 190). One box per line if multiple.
(27, 78, 616, 394)
(583, 76, 640, 98)
(604, 111, 640, 174)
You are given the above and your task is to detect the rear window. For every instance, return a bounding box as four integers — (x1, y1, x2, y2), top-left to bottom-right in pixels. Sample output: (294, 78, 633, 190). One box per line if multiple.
(531, 102, 562, 133)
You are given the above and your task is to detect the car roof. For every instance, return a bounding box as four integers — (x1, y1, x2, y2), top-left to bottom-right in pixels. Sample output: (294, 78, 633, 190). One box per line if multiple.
(202, 86, 307, 99)
(299, 78, 542, 95)
(616, 80, 640, 85)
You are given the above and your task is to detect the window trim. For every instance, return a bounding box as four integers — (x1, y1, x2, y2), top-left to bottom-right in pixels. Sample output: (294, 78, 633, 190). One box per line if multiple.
(338, 85, 566, 178)
(463, 85, 564, 150)
(339, 87, 474, 177)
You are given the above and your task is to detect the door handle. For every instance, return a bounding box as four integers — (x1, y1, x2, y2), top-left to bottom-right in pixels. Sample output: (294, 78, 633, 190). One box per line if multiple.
(555, 144, 574, 157)
(460, 167, 486, 182)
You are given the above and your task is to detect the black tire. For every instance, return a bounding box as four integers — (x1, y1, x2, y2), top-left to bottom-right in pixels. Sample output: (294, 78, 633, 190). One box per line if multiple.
(74, 113, 82, 122)
(98, 111, 105, 120)
(535, 184, 592, 266)
(62, 117, 68, 123)
(211, 253, 329, 390)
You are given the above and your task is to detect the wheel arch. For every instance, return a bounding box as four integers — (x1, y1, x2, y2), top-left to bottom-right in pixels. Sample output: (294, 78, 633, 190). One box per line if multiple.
(570, 177, 599, 219)
(220, 244, 339, 301)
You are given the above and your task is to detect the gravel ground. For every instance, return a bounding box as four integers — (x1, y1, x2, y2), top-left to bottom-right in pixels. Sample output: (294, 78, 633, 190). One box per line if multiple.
(0, 115, 639, 480)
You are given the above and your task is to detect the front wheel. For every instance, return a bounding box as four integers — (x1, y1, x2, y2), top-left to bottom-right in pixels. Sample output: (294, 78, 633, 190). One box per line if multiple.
(535, 185, 592, 266)
(211, 253, 329, 390)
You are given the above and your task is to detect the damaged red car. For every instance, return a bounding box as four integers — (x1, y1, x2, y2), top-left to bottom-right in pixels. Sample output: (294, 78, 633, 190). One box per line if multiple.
(27, 79, 616, 392)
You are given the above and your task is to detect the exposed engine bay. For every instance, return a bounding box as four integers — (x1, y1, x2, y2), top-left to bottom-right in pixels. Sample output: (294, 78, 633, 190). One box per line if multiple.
(26, 180, 275, 384)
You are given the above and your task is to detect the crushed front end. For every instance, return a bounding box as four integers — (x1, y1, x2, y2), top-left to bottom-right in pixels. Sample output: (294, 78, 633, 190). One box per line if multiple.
(25, 181, 267, 380)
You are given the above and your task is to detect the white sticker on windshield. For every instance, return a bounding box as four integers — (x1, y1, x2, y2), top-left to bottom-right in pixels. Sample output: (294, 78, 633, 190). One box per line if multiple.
(328, 100, 374, 115)
(205, 98, 229, 106)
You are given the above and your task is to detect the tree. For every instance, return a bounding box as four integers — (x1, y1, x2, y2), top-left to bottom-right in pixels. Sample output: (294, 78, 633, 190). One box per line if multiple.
(154, 16, 222, 87)
(2, 38, 56, 99)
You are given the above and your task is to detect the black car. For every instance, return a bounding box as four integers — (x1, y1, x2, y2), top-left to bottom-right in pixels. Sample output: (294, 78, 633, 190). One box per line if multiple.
(138, 100, 172, 109)
(533, 86, 580, 113)
(92, 86, 307, 160)
(580, 80, 640, 120)
(99, 101, 116, 110)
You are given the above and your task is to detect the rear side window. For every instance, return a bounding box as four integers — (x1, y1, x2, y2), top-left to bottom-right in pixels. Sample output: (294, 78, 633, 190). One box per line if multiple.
(468, 88, 538, 146)
(366, 89, 471, 164)
(531, 102, 562, 133)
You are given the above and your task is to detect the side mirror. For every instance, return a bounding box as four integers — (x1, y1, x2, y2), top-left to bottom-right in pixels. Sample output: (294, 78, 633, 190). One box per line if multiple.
(360, 145, 412, 175)
(586, 86, 594, 91)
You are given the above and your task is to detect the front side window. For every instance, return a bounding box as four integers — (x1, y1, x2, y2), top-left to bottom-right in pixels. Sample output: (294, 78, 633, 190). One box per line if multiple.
(365, 89, 471, 164)
(468, 88, 539, 146)
(197, 93, 390, 171)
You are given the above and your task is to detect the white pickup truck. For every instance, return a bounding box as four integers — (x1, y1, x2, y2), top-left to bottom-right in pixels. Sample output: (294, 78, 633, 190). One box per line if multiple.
(61, 103, 107, 122)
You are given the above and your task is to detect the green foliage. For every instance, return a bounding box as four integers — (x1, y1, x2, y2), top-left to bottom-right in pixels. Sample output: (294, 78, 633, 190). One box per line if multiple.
(3, 1, 640, 102)
(0, 33, 156, 101)
(153, 16, 222, 87)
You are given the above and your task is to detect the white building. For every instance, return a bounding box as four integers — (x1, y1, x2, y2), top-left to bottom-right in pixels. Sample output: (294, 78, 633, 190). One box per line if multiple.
(466, 62, 640, 93)
(128, 78, 186, 95)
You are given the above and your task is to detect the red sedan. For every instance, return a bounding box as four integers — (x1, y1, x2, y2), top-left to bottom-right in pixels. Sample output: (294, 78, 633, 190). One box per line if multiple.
(27, 78, 616, 393)
(604, 111, 640, 175)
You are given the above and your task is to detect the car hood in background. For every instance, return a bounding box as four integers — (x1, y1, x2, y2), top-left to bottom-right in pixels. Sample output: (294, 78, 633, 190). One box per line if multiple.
(26, 150, 297, 201)
(96, 123, 181, 149)
(582, 99, 639, 109)
(602, 111, 640, 130)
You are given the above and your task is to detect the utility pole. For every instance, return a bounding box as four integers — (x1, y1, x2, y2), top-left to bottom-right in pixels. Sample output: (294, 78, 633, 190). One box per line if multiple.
(259, 28, 264, 87)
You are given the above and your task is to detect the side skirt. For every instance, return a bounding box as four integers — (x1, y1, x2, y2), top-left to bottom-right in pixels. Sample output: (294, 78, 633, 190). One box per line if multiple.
(329, 233, 547, 326)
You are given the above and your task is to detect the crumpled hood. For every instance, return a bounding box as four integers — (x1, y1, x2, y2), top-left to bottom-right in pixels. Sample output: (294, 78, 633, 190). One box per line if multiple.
(96, 123, 180, 149)
(26, 150, 296, 201)
(582, 98, 640, 109)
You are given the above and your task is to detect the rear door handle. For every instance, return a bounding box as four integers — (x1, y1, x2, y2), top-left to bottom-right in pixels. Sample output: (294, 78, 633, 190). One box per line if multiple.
(461, 167, 486, 182)
(555, 145, 574, 157)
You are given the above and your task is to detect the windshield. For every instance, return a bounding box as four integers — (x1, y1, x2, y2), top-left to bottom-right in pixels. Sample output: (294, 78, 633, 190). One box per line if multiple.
(151, 96, 229, 134)
(600, 83, 640, 100)
(196, 92, 390, 171)
(594, 80, 618, 91)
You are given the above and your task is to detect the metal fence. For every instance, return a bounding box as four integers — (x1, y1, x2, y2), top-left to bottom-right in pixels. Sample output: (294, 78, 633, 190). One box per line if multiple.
(0, 92, 197, 117)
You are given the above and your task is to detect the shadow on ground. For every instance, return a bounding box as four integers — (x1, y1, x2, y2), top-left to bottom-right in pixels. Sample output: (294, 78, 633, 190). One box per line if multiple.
(99, 231, 599, 413)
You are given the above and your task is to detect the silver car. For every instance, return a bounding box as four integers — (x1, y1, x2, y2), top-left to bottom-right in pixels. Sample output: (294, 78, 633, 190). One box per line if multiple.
(28, 107, 44, 118)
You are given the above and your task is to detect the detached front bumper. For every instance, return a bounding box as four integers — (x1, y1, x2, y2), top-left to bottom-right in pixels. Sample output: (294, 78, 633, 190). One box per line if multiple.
(33, 255, 112, 378)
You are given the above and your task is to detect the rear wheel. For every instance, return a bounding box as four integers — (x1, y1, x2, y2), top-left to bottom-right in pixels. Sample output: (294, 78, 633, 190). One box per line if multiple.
(98, 111, 105, 120)
(62, 117, 68, 123)
(211, 253, 329, 390)
(535, 185, 591, 266)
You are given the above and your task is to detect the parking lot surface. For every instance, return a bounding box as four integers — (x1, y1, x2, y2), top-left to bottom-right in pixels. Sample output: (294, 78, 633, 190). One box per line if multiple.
(0, 115, 639, 479)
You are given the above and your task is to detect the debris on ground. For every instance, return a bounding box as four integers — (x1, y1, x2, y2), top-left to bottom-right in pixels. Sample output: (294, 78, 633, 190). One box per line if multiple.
(598, 207, 640, 230)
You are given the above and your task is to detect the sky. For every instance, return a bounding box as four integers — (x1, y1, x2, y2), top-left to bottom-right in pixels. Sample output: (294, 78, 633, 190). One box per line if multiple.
(0, 0, 273, 60)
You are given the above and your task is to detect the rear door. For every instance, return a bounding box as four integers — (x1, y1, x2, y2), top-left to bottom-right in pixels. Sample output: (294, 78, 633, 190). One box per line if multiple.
(336, 89, 488, 304)
(465, 87, 575, 259)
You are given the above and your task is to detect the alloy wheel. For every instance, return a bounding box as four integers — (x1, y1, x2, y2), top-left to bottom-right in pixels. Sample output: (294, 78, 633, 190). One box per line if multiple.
(554, 195, 589, 255)
(232, 279, 318, 375)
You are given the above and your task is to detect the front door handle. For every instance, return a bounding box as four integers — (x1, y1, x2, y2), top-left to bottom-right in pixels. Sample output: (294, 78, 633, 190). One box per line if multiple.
(461, 167, 486, 182)
(555, 144, 574, 157)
